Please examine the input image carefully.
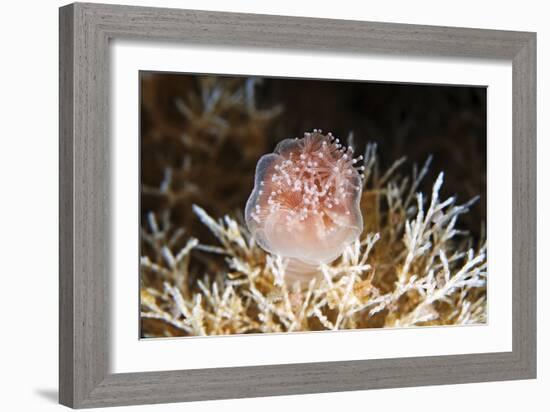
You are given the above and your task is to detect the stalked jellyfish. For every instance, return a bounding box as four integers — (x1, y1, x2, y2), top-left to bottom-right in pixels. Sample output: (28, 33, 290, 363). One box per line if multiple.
(245, 130, 364, 284)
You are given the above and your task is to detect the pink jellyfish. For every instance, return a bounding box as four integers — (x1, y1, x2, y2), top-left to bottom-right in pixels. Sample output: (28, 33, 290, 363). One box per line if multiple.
(245, 130, 364, 284)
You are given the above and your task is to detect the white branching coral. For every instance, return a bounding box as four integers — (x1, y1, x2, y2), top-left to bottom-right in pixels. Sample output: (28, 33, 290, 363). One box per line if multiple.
(140, 142, 487, 336)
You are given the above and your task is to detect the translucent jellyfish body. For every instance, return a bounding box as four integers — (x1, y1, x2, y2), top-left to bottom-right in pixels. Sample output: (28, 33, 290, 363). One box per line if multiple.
(245, 130, 364, 284)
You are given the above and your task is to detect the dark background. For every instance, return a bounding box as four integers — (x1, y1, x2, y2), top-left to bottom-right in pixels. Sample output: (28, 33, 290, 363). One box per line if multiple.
(140, 73, 486, 243)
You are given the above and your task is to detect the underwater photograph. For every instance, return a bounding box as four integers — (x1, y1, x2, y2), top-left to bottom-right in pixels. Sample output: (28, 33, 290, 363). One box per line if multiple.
(139, 72, 487, 338)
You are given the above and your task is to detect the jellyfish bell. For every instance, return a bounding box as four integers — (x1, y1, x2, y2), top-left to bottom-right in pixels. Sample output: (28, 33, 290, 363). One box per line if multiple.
(245, 130, 364, 284)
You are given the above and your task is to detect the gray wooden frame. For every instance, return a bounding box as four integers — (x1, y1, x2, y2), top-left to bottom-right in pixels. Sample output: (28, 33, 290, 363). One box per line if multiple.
(59, 2, 536, 408)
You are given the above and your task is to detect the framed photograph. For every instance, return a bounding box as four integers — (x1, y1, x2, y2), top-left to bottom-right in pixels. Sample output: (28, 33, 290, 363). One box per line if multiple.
(59, 2, 536, 408)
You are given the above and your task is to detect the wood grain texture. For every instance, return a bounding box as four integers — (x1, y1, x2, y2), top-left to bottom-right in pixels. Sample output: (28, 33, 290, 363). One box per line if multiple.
(59, 5, 74, 406)
(512, 35, 537, 374)
(59, 2, 537, 408)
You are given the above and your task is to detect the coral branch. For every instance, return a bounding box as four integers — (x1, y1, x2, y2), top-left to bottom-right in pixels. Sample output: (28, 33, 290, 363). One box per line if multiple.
(141, 143, 486, 336)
